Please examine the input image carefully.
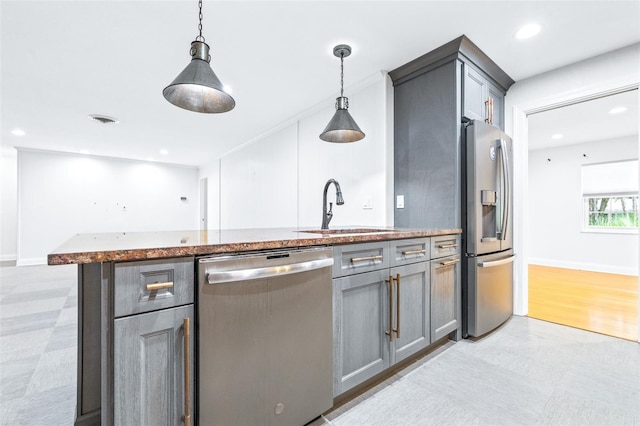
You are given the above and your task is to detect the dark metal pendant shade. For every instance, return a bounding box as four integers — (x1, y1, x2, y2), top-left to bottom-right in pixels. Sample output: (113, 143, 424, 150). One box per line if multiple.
(319, 98, 365, 143)
(163, 41, 235, 114)
(320, 44, 364, 143)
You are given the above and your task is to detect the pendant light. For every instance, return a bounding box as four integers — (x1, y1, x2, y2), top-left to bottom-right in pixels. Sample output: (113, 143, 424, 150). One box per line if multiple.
(320, 44, 365, 143)
(163, 0, 235, 113)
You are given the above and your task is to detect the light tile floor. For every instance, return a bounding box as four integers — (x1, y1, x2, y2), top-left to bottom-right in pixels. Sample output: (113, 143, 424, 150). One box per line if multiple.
(319, 316, 640, 426)
(0, 263, 77, 425)
(1, 263, 639, 426)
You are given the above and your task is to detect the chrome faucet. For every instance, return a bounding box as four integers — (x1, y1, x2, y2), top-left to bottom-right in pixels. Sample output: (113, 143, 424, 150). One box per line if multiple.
(321, 179, 344, 230)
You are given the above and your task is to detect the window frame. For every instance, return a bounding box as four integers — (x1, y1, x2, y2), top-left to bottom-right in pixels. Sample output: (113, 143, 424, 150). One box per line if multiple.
(581, 193, 639, 234)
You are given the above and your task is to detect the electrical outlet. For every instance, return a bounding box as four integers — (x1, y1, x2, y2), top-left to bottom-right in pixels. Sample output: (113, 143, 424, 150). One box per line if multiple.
(363, 198, 373, 210)
(396, 195, 405, 209)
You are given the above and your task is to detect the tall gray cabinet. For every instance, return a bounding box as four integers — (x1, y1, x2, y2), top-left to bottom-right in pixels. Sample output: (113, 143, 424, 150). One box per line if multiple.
(390, 35, 514, 229)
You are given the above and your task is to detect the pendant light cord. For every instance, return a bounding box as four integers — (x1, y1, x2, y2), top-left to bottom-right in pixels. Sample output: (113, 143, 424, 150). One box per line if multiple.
(196, 0, 205, 42)
(340, 51, 345, 98)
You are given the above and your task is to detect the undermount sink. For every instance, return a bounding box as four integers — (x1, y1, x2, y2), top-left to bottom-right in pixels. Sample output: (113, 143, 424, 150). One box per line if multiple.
(299, 228, 395, 235)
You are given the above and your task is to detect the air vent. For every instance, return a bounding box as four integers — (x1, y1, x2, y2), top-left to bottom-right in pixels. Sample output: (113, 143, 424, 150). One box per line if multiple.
(88, 114, 119, 124)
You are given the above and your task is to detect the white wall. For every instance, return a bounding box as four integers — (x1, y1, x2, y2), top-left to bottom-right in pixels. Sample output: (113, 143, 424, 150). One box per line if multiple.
(18, 149, 199, 264)
(528, 136, 638, 275)
(202, 72, 392, 230)
(1, 146, 18, 261)
(297, 74, 389, 228)
(505, 42, 640, 316)
(220, 124, 298, 228)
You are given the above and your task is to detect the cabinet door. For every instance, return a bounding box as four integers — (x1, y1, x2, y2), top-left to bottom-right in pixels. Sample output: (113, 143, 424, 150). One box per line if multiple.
(114, 305, 194, 426)
(463, 65, 487, 122)
(464, 64, 505, 129)
(389, 262, 430, 364)
(430, 255, 461, 341)
(333, 270, 390, 396)
(487, 81, 504, 130)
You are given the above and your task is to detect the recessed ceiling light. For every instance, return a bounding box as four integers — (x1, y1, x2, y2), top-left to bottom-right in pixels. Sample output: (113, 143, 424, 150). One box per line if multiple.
(609, 106, 628, 114)
(88, 114, 119, 124)
(516, 23, 541, 40)
(551, 133, 563, 140)
(160, 149, 169, 155)
(147, 157, 155, 162)
(11, 129, 25, 136)
(80, 149, 90, 154)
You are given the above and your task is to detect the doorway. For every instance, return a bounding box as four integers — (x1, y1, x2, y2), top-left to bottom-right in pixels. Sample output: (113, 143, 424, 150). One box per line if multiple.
(199, 177, 208, 231)
(526, 90, 639, 340)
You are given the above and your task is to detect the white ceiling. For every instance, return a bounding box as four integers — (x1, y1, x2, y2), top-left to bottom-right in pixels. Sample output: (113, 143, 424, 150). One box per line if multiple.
(528, 89, 639, 151)
(2, 1, 639, 167)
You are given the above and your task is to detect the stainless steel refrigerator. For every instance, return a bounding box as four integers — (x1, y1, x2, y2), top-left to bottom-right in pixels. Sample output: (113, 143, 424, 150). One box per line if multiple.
(463, 120, 515, 337)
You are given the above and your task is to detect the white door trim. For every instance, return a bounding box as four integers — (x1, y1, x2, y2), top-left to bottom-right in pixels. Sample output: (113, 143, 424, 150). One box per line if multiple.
(511, 77, 639, 342)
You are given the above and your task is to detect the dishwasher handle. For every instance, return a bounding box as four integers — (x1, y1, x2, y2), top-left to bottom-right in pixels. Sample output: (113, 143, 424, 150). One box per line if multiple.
(206, 257, 334, 284)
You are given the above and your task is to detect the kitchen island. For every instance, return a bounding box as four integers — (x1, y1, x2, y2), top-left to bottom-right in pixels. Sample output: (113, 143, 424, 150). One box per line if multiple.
(49, 226, 461, 426)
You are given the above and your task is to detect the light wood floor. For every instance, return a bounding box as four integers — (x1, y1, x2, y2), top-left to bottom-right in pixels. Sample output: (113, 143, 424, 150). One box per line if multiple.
(528, 264, 639, 341)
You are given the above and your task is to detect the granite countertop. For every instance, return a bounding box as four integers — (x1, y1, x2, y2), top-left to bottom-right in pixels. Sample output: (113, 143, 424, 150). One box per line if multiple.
(47, 226, 462, 265)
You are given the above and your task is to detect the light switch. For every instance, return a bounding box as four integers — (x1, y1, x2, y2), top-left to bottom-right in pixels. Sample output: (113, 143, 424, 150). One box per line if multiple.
(396, 195, 405, 209)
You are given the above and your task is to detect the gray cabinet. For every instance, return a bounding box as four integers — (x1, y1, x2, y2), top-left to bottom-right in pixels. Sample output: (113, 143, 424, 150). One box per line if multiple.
(390, 35, 514, 230)
(430, 236, 461, 342)
(333, 269, 390, 395)
(112, 257, 195, 426)
(114, 306, 194, 426)
(463, 64, 504, 129)
(332, 240, 431, 396)
(390, 261, 430, 364)
(114, 257, 194, 317)
(393, 61, 462, 230)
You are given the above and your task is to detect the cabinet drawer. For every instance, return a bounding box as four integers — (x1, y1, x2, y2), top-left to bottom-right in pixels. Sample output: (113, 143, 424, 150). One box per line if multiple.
(389, 238, 430, 267)
(332, 242, 389, 278)
(114, 257, 194, 317)
(430, 235, 460, 259)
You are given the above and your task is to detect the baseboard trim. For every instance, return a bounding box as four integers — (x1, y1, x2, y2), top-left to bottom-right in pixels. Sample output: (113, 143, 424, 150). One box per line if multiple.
(0, 254, 17, 262)
(528, 258, 638, 276)
(16, 257, 47, 266)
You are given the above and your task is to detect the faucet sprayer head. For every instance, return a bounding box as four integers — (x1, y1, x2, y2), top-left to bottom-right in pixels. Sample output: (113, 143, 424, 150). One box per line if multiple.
(333, 180, 345, 205)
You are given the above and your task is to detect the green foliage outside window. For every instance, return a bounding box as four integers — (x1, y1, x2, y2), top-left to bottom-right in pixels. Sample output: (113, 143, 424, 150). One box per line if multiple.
(585, 195, 639, 228)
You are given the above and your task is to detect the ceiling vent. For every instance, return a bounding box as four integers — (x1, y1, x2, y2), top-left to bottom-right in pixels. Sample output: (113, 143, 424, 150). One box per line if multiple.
(88, 114, 119, 124)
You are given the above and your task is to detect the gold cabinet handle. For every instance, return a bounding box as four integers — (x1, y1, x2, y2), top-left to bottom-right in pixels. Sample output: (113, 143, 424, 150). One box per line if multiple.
(492, 97, 495, 124)
(384, 276, 393, 342)
(183, 317, 191, 426)
(401, 249, 426, 256)
(485, 97, 494, 124)
(440, 258, 460, 266)
(350, 255, 383, 263)
(437, 243, 458, 249)
(491, 97, 495, 124)
(485, 98, 491, 123)
(394, 274, 400, 338)
(145, 281, 174, 291)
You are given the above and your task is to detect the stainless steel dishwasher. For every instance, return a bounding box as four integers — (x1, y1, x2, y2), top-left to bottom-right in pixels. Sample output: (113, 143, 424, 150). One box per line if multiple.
(198, 247, 334, 426)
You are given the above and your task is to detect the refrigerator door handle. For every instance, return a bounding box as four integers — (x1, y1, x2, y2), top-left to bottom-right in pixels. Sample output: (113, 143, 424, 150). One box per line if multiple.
(478, 255, 516, 268)
(498, 138, 510, 241)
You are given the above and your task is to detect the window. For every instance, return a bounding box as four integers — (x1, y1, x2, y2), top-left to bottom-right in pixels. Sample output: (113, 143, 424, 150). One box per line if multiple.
(584, 195, 639, 228)
(581, 160, 639, 233)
